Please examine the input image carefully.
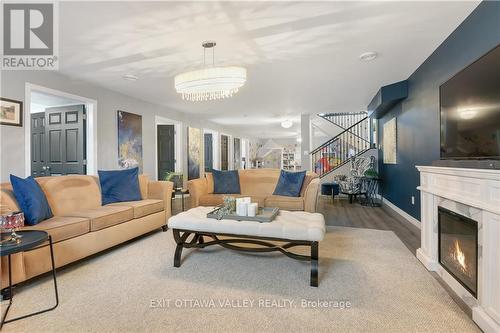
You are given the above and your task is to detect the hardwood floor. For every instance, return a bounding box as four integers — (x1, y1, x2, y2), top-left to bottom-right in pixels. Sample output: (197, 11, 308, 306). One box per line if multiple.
(317, 195, 421, 254)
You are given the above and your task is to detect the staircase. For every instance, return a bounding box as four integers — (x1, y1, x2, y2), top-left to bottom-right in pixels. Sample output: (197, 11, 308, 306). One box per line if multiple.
(310, 112, 373, 178)
(320, 112, 368, 130)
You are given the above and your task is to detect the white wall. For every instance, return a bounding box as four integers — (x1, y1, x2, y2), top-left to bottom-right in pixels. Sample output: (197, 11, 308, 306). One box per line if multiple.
(0, 70, 250, 182)
(310, 114, 344, 142)
(312, 127, 331, 151)
(300, 113, 312, 171)
(272, 138, 302, 169)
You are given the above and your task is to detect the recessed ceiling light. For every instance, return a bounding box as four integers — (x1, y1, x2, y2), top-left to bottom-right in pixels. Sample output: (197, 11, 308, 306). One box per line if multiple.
(281, 120, 293, 129)
(123, 74, 138, 81)
(459, 109, 478, 120)
(359, 51, 378, 61)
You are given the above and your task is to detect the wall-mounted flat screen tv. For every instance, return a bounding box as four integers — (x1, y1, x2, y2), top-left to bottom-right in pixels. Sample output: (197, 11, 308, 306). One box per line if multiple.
(440, 45, 500, 160)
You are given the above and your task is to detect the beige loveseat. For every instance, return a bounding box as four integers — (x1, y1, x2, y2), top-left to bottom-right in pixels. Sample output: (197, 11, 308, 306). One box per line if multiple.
(187, 169, 319, 213)
(0, 174, 173, 288)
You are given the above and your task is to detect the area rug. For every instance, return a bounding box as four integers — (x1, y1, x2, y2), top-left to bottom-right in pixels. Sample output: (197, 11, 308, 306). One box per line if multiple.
(2, 227, 479, 332)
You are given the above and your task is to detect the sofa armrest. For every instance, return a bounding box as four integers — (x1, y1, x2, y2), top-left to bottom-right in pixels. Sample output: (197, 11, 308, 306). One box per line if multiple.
(148, 180, 174, 218)
(304, 178, 320, 213)
(187, 178, 208, 208)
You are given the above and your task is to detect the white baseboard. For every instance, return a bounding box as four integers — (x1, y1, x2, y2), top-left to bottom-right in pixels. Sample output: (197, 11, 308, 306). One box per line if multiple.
(473, 306, 500, 333)
(416, 248, 437, 270)
(383, 198, 421, 229)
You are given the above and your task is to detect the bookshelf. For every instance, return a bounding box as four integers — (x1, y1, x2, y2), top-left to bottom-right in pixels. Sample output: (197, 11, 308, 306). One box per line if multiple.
(281, 147, 301, 171)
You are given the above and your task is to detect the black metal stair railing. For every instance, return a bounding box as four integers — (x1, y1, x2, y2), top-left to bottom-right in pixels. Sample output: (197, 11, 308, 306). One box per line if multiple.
(320, 111, 368, 130)
(311, 116, 372, 178)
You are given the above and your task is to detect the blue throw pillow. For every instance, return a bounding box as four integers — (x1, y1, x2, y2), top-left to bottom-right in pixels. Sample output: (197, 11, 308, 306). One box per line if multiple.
(10, 175, 53, 226)
(98, 167, 142, 205)
(212, 169, 241, 194)
(273, 170, 306, 197)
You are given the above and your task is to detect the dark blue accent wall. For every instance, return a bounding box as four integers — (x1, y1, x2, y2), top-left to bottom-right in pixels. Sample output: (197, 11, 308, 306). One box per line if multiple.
(377, 1, 500, 221)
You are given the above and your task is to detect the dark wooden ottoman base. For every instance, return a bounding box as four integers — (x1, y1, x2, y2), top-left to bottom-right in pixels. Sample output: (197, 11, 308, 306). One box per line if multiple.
(171, 229, 319, 287)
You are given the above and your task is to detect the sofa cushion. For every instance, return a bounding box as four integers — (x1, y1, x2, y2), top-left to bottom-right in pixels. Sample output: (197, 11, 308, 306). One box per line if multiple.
(245, 195, 266, 208)
(199, 194, 266, 208)
(212, 170, 240, 194)
(69, 206, 134, 231)
(199, 194, 226, 207)
(238, 169, 281, 196)
(98, 167, 142, 205)
(265, 195, 304, 211)
(10, 175, 53, 225)
(36, 175, 102, 217)
(108, 199, 164, 218)
(23, 216, 90, 243)
(273, 170, 306, 197)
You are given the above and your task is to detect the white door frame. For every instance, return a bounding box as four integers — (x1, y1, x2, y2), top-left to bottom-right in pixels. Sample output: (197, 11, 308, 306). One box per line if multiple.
(241, 138, 249, 169)
(155, 116, 182, 180)
(24, 83, 98, 176)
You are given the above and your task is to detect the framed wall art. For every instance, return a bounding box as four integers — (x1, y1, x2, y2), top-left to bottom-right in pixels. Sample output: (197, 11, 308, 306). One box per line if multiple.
(0, 98, 23, 127)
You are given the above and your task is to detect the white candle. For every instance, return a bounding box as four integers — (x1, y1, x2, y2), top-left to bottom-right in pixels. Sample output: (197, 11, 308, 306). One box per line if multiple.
(247, 203, 258, 217)
(236, 201, 247, 216)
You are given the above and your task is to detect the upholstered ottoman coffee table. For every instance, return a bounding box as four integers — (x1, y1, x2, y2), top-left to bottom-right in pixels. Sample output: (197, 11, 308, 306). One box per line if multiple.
(167, 206, 326, 287)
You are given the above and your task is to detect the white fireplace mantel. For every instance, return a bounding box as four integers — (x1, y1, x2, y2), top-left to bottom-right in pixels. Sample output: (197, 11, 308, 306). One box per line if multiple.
(416, 166, 500, 333)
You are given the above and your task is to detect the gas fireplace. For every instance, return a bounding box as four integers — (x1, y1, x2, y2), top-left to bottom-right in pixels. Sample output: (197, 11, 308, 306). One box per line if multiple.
(438, 207, 478, 297)
(418, 165, 500, 332)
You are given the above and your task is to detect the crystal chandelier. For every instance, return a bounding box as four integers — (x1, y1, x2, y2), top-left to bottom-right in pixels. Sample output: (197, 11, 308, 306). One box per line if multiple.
(174, 41, 247, 101)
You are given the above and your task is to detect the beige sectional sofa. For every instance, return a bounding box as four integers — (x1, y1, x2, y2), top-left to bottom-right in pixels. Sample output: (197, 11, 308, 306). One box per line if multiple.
(0, 174, 173, 288)
(187, 169, 320, 212)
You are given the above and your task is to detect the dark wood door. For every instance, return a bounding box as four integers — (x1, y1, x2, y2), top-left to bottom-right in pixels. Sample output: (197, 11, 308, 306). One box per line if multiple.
(204, 133, 213, 172)
(31, 112, 48, 177)
(221, 135, 229, 170)
(44, 105, 86, 175)
(157, 124, 175, 180)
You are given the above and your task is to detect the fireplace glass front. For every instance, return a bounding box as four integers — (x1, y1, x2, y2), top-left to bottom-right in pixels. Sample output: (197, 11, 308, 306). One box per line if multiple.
(438, 206, 478, 297)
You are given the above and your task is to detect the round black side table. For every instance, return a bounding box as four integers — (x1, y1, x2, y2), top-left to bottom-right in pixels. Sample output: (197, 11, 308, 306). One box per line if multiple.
(172, 188, 189, 212)
(0, 230, 59, 329)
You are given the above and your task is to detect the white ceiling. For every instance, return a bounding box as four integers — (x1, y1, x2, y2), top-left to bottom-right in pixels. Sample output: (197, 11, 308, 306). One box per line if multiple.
(58, 1, 479, 138)
(30, 91, 83, 113)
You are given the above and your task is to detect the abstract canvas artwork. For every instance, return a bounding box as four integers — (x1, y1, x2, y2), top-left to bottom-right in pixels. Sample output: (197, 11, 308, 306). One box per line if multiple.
(233, 137, 241, 170)
(188, 127, 201, 180)
(117, 111, 143, 171)
(383, 117, 397, 164)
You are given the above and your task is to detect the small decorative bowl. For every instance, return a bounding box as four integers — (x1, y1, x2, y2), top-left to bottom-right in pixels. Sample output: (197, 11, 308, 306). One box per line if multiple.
(0, 212, 25, 245)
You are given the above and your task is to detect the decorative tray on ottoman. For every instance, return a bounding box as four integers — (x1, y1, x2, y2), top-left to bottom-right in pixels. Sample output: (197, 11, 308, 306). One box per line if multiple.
(207, 207, 279, 223)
